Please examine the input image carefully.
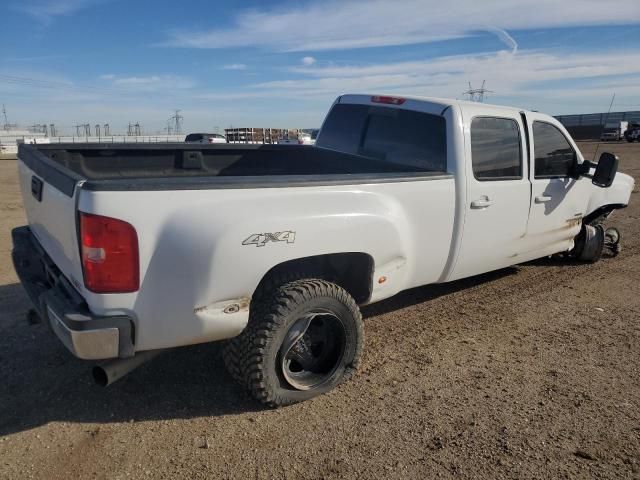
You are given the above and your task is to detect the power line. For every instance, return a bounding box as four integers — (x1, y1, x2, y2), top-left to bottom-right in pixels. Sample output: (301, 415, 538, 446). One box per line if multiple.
(0, 74, 189, 101)
(0, 74, 120, 95)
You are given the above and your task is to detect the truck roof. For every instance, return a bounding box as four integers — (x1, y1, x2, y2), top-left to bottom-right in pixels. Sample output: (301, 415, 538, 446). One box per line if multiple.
(339, 93, 540, 118)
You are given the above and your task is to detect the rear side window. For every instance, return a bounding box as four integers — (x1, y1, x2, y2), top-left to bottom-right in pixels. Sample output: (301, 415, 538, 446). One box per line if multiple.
(185, 134, 203, 141)
(318, 104, 447, 172)
(533, 122, 575, 178)
(470, 117, 522, 180)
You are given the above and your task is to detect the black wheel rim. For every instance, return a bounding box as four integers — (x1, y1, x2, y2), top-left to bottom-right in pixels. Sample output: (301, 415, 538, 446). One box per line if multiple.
(279, 310, 346, 391)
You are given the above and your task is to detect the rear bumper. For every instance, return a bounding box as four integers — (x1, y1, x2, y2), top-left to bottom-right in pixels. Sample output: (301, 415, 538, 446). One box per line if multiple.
(11, 226, 135, 360)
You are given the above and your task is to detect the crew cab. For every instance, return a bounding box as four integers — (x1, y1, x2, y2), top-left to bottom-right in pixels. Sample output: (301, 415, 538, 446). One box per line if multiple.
(12, 94, 634, 407)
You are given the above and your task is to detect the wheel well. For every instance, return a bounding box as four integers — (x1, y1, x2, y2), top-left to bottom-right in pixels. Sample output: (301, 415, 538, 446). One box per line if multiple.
(256, 253, 375, 304)
(584, 203, 626, 225)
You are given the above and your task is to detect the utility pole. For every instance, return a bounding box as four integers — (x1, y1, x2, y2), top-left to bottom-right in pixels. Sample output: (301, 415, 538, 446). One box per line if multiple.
(463, 80, 493, 102)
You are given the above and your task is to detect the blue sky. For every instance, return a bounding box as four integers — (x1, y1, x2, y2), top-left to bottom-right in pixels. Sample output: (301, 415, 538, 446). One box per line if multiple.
(1, 0, 639, 134)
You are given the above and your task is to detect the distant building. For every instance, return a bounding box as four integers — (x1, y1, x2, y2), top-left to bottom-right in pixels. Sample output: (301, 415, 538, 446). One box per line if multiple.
(554, 111, 640, 140)
(225, 128, 299, 144)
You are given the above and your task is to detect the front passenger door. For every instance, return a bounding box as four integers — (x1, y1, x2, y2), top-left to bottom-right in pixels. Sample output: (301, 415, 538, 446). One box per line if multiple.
(524, 116, 591, 258)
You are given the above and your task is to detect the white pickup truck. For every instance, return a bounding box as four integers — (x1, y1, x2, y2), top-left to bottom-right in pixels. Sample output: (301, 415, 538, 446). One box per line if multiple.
(12, 94, 634, 407)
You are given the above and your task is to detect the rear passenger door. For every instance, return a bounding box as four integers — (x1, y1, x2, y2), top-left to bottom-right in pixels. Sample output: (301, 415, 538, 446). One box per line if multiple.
(451, 110, 531, 280)
(524, 114, 591, 257)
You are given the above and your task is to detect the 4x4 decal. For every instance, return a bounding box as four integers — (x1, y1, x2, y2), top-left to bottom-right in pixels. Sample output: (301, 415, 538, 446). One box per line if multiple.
(242, 231, 296, 247)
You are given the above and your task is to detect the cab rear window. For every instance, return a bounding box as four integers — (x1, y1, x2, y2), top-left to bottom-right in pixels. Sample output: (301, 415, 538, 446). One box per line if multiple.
(318, 104, 447, 172)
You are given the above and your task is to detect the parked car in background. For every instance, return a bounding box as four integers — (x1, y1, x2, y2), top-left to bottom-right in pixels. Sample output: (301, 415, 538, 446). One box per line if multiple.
(277, 129, 319, 145)
(309, 129, 319, 145)
(277, 132, 313, 145)
(12, 94, 633, 407)
(298, 132, 313, 145)
(624, 123, 640, 142)
(600, 121, 628, 141)
(185, 133, 227, 144)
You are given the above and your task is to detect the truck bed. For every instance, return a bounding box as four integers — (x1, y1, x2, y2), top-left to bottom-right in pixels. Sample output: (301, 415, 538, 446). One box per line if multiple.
(20, 143, 448, 194)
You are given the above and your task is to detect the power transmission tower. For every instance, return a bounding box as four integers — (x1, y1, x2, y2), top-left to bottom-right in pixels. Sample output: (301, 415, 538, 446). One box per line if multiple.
(49, 124, 56, 137)
(1, 104, 16, 131)
(463, 80, 493, 102)
(127, 122, 142, 136)
(29, 124, 48, 134)
(169, 110, 183, 134)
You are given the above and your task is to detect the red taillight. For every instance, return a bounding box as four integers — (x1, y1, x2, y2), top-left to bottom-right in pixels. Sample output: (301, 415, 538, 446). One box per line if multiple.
(80, 212, 139, 293)
(208, 137, 214, 143)
(298, 139, 304, 144)
(371, 95, 406, 105)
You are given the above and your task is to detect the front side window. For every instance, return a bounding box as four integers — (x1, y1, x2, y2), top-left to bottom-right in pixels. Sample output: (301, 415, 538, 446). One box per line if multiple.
(470, 117, 522, 180)
(533, 122, 575, 178)
(318, 104, 447, 172)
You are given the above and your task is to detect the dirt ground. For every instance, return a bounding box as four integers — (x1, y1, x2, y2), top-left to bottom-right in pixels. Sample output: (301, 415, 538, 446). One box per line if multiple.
(0, 142, 638, 479)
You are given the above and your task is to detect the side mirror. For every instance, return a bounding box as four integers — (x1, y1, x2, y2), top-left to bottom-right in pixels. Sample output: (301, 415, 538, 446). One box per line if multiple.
(592, 152, 618, 188)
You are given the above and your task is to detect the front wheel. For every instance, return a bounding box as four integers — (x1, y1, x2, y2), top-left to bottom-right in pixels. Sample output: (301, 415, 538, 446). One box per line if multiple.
(223, 278, 364, 407)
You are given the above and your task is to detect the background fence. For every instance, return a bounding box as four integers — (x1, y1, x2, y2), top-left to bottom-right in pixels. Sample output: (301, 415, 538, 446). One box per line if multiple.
(554, 111, 640, 140)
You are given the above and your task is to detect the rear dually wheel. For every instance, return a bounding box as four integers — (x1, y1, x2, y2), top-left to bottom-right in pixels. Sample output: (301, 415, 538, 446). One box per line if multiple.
(223, 278, 363, 407)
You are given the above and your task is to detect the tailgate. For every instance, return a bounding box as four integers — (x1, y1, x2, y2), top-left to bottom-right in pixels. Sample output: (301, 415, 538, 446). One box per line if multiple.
(17, 149, 85, 290)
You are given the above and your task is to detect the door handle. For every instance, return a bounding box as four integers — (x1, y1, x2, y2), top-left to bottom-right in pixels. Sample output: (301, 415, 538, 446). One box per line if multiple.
(535, 195, 552, 203)
(470, 198, 495, 209)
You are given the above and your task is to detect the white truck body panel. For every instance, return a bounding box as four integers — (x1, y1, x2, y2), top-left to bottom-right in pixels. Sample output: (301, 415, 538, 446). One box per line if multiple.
(14, 93, 635, 357)
(17, 162, 84, 288)
(74, 179, 456, 350)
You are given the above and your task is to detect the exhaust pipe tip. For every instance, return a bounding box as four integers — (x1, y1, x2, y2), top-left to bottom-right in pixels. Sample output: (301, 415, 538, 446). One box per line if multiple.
(92, 365, 109, 387)
(92, 349, 165, 387)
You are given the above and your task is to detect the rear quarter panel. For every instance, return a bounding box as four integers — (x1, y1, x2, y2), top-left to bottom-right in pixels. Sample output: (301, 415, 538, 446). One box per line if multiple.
(77, 179, 456, 351)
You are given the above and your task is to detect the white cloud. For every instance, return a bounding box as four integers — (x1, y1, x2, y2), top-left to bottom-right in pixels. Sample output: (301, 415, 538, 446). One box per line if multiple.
(301, 56, 316, 66)
(103, 74, 195, 90)
(251, 48, 640, 107)
(221, 63, 248, 70)
(164, 0, 640, 51)
(15, 0, 110, 24)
